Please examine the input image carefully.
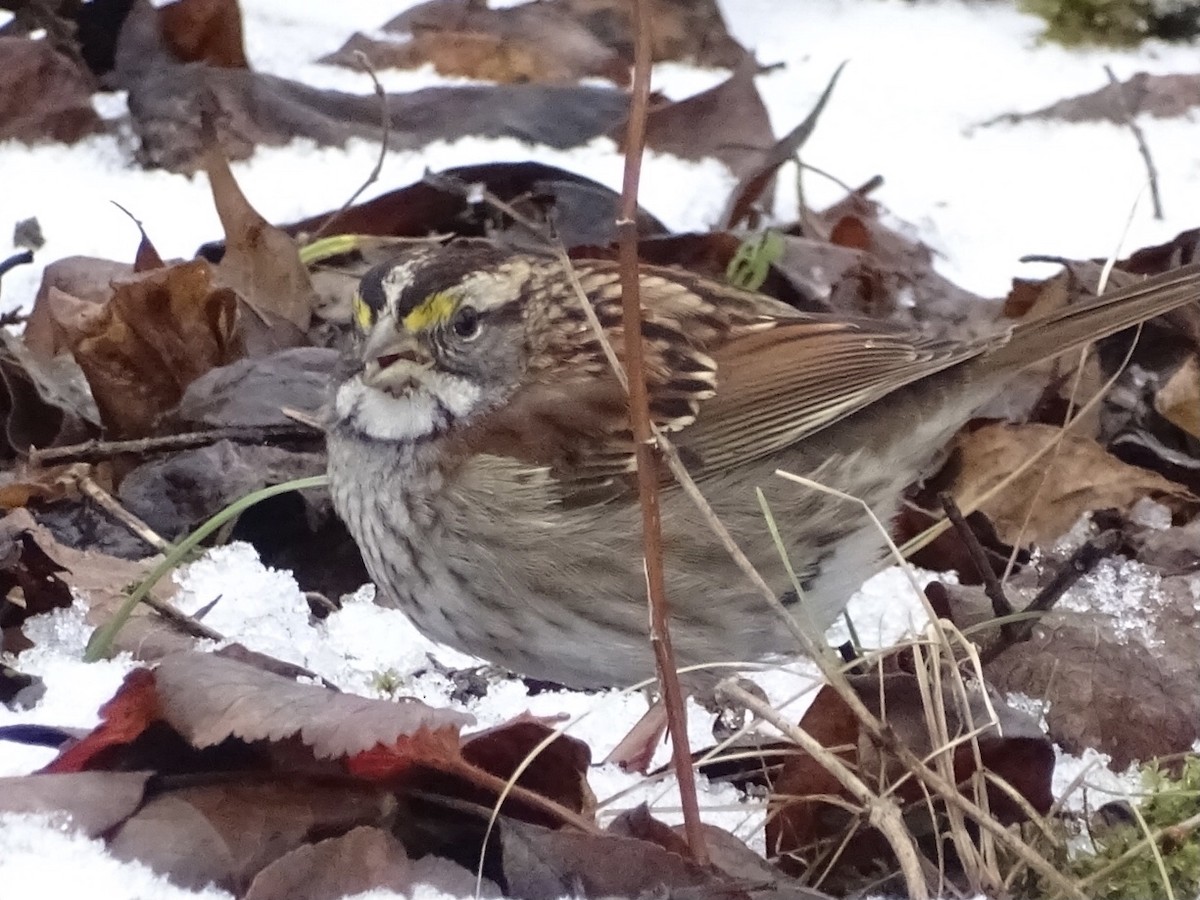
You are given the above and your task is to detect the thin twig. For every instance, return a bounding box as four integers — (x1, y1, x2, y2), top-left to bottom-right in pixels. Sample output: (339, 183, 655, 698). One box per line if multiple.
(1103, 66, 1163, 220)
(937, 493, 1014, 622)
(617, 0, 707, 866)
(980, 530, 1118, 665)
(306, 51, 391, 243)
(77, 473, 171, 553)
(140, 594, 225, 643)
(29, 423, 322, 467)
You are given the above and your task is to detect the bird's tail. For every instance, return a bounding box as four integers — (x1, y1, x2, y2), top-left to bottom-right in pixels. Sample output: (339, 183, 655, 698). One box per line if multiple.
(979, 262, 1200, 374)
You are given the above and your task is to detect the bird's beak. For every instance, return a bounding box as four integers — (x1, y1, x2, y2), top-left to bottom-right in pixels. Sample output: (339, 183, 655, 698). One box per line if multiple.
(360, 310, 433, 390)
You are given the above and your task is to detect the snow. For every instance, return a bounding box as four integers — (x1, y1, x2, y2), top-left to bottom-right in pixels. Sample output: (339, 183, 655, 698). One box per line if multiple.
(3, 0, 1199, 895)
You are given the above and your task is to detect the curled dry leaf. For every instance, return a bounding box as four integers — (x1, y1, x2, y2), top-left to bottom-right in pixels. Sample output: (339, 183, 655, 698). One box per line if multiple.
(322, 0, 627, 84)
(202, 136, 316, 338)
(983, 552, 1200, 769)
(56, 260, 242, 438)
(153, 651, 471, 760)
(158, 0, 249, 69)
(0, 508, 193, 660)
(949, 422, 1191, 546)
(108, 777, 396, 893)
(0, 771, 151, 836)
(461, 715, 594, 819)
(112, 1, 633, 174)
(617, 56, 774, 183)
(1155, 355, 1200, 440)
(244, 826, 438, 900)
(767, 666, 1052, 888)
(0, 38, 104, 144)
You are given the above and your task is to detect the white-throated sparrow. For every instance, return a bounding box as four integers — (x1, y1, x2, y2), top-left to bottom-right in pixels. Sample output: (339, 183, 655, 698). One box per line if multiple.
(327, 240, 1200, 690)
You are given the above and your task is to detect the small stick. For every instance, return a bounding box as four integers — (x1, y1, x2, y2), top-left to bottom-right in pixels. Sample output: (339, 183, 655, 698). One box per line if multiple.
(28, 423, 322, 467)
(981, 530, 1118, 665)
(937, 493, 1014, 621)
(140, 594, 225, 643)
(306, 51, 390, 243)
(77, 473, 171, 553)
(1104, 66, 1163, 220)
(617, 0, 708, 866)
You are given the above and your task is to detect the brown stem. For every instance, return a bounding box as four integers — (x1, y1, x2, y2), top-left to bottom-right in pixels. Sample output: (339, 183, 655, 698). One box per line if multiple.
(1103, 66, 1163, 221)
(28, 423, 321, 467)
(617, 0, 707, 866)
(981, 530, 1118, 665)
(937, 493, 1014, 622)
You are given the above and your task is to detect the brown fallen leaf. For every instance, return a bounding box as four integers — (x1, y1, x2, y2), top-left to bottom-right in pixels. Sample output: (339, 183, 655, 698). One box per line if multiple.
(322, 0, 627, 85)
(1156, 355, 1200, 440)
(244, 826, 445, 900)
(0, 508, 194, 661)
(949, 422, 1191, 546)
(152, 651, 471, 760)
(560, 0, 746, 67)
(767, 666, 1052, 890)
(108, 777, 396, 893)
(987, 71, 1200, 126)
(56, 260, 242, 437)
(618, 56, 774, 184)
(112, 2, 634, 173)
(159, 0, 248, 69)
(202, 131, 316, 337)
(981, 550, 1200, 769)
(0, 771, 151, 835)
(0, 38, 104, 144)
(23, 257, 132, 361)
(461, 715, 594, 819)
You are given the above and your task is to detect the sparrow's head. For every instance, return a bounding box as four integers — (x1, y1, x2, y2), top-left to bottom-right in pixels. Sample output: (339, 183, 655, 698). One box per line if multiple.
(334, 241, 539, 443)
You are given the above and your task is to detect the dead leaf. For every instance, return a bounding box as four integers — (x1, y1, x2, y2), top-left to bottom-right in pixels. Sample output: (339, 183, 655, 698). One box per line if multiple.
(767, 667, 1052, 889)
(984, 554, 1200, 768)
(461, 716, 594, 818)
(0, 771, 151, 835)
(0, 508, 194, 660)
(559, 0, 746, 67)
(244, 827, 419, 900)
(618, 56, 774, 183)
(987, 71, 1200, 126)
(1156, 355, 1200, 439)
(322, 0, 627, 84)
(44, 668, 161, 773)
(0, 517, 75, 630)
(950, 422, 1190, 545)
(108, 777, 396, 893)
(23, 256, 131, 361)
(118, 440, 325, 540)
(722, 62, 845, 229)
(153, 651, 471, 760)
(111, 2, 634, 173)
(201, 135, 315, 335)
(498, 817, 729, 899)
(159, 0, 248, 69)
(58, 260, 242, 438)
(271, 162, 667, 256)
(0, 38, 104, 143)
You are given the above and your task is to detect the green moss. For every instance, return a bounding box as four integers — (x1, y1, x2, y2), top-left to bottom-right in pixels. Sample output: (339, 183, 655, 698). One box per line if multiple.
(1020, 0, 1200, 46)
(1065, 756, 1200, 899)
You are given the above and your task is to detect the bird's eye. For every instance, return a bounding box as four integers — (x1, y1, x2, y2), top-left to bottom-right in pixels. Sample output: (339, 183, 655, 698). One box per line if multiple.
(452, 305, 481, 340)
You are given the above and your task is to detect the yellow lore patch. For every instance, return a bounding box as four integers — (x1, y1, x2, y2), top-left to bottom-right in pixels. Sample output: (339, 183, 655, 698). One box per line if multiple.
(402, 291, 457, 333)
(351, 292, 374, 332)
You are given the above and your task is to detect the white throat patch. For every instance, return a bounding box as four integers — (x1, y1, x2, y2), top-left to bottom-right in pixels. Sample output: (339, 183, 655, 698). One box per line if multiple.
(335, 373, 482, 441)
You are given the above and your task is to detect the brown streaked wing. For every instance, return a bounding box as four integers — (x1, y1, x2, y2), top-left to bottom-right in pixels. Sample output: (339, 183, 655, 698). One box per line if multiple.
(677, 320, 986, 473)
